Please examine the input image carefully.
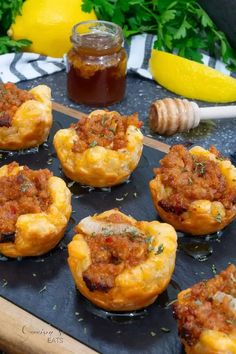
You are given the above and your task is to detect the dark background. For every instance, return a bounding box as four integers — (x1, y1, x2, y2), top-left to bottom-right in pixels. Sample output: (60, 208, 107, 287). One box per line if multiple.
(200, 0, 236, 50)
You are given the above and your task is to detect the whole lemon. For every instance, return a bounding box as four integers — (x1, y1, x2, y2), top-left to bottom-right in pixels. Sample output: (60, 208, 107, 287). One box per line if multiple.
(9, 0, 97, 57)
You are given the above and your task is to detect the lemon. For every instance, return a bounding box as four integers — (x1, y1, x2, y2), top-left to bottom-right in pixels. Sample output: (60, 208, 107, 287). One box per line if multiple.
(9, 0, 97, 57)
(149, 49, 236, 103)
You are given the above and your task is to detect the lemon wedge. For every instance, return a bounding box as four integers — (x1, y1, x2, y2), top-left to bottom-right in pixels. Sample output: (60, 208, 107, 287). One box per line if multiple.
(9, 0, 97, 57)
(149, 50, 236, 103)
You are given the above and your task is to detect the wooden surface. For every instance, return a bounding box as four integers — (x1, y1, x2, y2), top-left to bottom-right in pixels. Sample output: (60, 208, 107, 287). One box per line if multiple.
(0, 298, 97, 354)
(0, 102, 169, 354)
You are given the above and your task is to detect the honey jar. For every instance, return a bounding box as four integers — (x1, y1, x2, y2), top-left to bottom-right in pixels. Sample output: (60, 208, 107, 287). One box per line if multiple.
(67, 20, 127, 106)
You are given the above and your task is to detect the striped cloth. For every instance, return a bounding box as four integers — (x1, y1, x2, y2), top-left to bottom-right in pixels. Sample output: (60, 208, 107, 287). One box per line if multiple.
(0, 34, 235, 83)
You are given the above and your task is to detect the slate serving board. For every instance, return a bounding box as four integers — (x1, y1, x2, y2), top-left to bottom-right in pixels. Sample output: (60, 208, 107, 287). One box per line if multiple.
(0, 106, 235, 354)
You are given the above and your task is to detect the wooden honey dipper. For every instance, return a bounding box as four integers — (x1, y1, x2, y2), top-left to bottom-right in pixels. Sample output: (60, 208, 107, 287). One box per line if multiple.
(149, 98, 236, 136)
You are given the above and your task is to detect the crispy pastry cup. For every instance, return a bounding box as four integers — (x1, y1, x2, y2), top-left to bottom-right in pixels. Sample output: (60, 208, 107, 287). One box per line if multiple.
(0, 85, 52, 150)
(150, 146, 236, 235)
(68, 209, 177, 312)
(53, 110, 143, 187)
(0, 163, 72, 257)
(175, 266, 236, 354)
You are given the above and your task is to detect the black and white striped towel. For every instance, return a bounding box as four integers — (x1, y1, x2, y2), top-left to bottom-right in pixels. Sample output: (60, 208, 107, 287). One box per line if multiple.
(0, 34, 235, 83)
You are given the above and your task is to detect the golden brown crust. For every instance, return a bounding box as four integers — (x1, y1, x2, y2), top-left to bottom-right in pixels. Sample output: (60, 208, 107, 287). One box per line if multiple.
(0, 85, 52, 150)
(174, 265, 236, 354)
(150, 145, 236, 235)
(68, 209, 177, 311)
(53, 110, 143, 187)
(0, 163, 72, 257)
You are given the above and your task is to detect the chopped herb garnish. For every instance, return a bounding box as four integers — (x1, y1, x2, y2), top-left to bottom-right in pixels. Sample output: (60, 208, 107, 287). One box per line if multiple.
(194, 300, 202, 306)
(226, 319, 236, 326)
(20, 182, 32, 192)
(145, 236, 152, 244)
(89, 140, 98, 148)
(39, 285, 47, 293)
(53, 305, 57, 310)
(148, 245, 155, 252)
(78, 318, 84, 322)
(116, 197, 124, 201)
(188, 177, 193, 185)
(155, 244, 164, 255)
(165, 299, 177, 308)
(103, 229, 113, 236)
(230, 273, 236, 283)
(215, 212, 222, 223)
(32, 273, 37, 277)
(109, 127, 116, 134)
(47, 158, 53, 165)
(194, 161, 206, 175)
(68, 181, 76, 188)
(161, 327, 170, 333)
(150, 331, 156, 337)
(2, 279, 8, 288)
(133, 192, 138, 198)
(211, 264, 217, 275)
(101, 116, 107, 126)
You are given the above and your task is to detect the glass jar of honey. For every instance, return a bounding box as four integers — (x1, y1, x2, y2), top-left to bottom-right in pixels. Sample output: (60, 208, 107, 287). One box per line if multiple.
(67, 20, 127, 106)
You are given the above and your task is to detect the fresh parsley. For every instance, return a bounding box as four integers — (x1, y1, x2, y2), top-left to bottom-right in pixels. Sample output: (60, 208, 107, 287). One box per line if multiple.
(155, 243, 164, 255)
(214, 212, 222, 223)
(89, 140, 98, 148)
(0, 1, 31, 54)
(82, 0, 236, 71)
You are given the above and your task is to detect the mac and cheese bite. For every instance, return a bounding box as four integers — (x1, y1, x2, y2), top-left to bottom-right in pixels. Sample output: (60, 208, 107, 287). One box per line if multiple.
(0, 162, 71, 257)
(174, 264, 236, 354)
(68, 209, 177, 311)
(53, 110, 143, 187)
(0, 83, 52, 150)
(150, 145, 236, 235)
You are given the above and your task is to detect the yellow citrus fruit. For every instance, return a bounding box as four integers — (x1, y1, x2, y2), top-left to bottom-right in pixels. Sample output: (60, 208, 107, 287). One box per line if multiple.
(149, 49, 236, 103)
(9, 0, 97, 57)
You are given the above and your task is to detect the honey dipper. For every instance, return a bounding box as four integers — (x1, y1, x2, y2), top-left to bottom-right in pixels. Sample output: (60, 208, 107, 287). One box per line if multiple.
(149, 98, 236, 136)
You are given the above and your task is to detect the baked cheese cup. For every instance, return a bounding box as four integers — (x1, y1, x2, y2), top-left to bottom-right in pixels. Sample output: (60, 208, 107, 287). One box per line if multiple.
(68, 209, 177, 312)
(53, 110, 143, 187)
(173, 264, 236, 354)
(0, 83, 52, 150)
(150, 145, 236, 235)
(0, 162, 72, 257)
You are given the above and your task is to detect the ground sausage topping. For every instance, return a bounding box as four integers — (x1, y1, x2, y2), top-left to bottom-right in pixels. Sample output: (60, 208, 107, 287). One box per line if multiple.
(0, 162, 52, 239)
(82, 221, 149, 292)
(71, 111, 142, 153)
(156, 145, 236, 215)
(173, 264, 236, 347)
(0, 83, 34, 127)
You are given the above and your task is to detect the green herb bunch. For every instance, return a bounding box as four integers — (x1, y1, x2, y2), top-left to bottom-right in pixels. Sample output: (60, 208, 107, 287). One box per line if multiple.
(82, 0, 236, 71)
(0, 0, 31, 54)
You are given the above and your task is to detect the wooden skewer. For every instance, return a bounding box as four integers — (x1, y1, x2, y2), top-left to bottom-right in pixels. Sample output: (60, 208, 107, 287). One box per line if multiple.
(149, 98, 236, 136)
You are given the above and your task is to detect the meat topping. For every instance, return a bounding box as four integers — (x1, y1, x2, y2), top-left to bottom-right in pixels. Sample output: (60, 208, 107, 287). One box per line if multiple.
(173, 264, 236, 347)
(0, 162, 52, 237)
(0, 82, 34, 127)
(71, 111, 142, 153)
(82, 222, 149, 292)
(156, 145, 236, 214)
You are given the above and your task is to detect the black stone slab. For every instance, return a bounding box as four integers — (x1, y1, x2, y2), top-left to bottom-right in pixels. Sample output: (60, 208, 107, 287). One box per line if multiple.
(0, 111, 235, 354)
